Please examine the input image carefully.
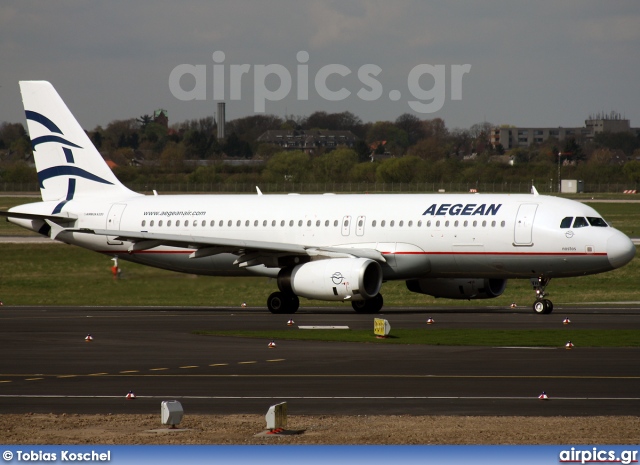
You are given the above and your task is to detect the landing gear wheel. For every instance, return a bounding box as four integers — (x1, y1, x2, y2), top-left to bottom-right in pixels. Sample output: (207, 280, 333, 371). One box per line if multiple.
(530, 277, 553, 314)
(351, 294, 384, 314)
(267, 291, 299, 314)
(533, 299, 553, 314)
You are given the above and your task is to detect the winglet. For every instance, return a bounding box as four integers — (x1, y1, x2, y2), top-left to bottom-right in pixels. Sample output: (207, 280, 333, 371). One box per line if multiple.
(256, 186, 263, 196)
(531, 185, 539, 196)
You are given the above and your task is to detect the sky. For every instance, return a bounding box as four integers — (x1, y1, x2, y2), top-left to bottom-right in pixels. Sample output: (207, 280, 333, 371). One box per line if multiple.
(1, 1, 639, 132)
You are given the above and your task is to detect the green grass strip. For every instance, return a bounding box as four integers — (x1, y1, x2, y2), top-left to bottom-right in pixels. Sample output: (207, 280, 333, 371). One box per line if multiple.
(195, 329, 640, 347)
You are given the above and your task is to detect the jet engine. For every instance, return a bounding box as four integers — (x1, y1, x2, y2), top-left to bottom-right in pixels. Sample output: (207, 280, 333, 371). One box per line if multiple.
(406, 278, 507, 300)
(278, 258, 382, 301)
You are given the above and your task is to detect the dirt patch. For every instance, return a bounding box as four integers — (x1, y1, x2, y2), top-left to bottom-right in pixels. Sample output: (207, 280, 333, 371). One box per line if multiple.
(1, 414, 638, 445)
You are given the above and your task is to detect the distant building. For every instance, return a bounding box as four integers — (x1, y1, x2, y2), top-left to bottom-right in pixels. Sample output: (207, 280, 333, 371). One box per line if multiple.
(257, 129, 358, 153)
(491, 112, 638, 150)
(153, 109, 168, 128)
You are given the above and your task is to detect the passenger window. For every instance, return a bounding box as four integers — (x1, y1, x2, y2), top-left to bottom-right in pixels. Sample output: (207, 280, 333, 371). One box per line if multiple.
(167, 220, 172, 227)
(426, 220, 431, 227)
(436, 221, 440, 227)
(390, 220, 395, 227)
(445, 221, 449, 227)
(573, 217, 589, 228)
(463, 220, 468, 227)
(473, 221, 477, 227)
(587, 217, 608, 227)
(141, 220, 146, 227)
(334, 220, 339, 227)
(202, 220, 206, 227)
(307, 220, 311, 227)
(408, 221, 413, 227)
(289, 220, 294, 227)
(372, 220, 377, 227)
(150, 220, 154, 227)
(417, 220, 422, 227)
(254, 220, 259, 227)
(219, 220, 223, 227)
(399, 220, 403, 227)
(299, 220, 303, 227)
(228, 220, 232, 227)
(491, 221, 496, 227)
(454, 220, 459, 227)
(210, 220, 214, 227)
(358, 219, 363, 227)
(501, 221, 505, 227)
(482, 220, 486, 227)
(325, 220, 329, 227)
(237, 220, 241, 227)
(560, 217, 573, 229)
(381, 220, 386, 227)
(176, 220, 180, 227)
(316, 220, 320, 227)
(263, 220, 267, 227)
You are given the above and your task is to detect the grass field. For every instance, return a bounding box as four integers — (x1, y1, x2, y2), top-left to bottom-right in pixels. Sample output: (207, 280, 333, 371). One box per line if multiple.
(0, 196, 638, 307)
(195, 328, 640, 347)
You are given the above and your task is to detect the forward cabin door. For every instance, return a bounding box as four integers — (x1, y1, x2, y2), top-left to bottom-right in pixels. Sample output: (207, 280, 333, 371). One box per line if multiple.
(513, 204, 538, 246)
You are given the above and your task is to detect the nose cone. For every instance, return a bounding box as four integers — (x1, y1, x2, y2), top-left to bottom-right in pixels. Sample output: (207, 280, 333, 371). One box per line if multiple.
(607, 232, 636, 269)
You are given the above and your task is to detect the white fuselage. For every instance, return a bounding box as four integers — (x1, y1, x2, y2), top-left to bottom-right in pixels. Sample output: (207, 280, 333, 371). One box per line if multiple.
(10, 192, 634, 281)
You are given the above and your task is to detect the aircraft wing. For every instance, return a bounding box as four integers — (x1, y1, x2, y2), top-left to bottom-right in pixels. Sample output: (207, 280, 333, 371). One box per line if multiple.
(72, 228, 386, 266)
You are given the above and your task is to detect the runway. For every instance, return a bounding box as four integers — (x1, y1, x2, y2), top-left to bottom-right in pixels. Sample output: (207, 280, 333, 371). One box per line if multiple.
(1, 305, 639, 416)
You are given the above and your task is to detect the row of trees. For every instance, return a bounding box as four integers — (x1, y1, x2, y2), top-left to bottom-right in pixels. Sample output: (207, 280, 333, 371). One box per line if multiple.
(1, 110, 640, 187)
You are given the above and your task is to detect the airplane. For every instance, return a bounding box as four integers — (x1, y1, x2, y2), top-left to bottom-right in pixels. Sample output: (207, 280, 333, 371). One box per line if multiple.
(1, 81, 636, 314)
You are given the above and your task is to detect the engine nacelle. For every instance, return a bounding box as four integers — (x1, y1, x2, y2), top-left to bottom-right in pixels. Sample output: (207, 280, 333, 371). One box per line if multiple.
(278, 258, 382, 301)
(406, 278, 507, 300)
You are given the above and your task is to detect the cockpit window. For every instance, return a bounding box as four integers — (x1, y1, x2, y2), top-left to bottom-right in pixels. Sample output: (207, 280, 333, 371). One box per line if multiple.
(587, 217, 608, 227)
(560, 217, 573, 229)
(572, 217, 589, 228)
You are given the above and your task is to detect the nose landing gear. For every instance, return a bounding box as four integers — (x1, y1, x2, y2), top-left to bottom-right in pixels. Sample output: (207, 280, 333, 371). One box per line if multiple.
(531, 277, 553, 314)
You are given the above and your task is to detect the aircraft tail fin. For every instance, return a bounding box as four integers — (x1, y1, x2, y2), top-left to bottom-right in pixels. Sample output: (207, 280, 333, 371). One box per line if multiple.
(19, 81, 138, 203)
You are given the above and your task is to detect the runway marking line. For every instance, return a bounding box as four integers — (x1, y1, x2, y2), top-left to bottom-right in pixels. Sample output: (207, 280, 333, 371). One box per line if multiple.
(149, 368, 168, 371)
(119, 370, 138, 374)
(209, 363, 228, 367)
(25, 378, 43, 381)
(266, 359, 285, 362)
(1, 394, 640, 402)
(2, 374, 640, 380)
(238, 361, 257, 365)
(179, 366, 199, 369)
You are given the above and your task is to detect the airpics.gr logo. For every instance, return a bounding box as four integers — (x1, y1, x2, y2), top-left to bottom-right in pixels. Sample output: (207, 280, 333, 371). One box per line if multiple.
(25, 110, 113, 213)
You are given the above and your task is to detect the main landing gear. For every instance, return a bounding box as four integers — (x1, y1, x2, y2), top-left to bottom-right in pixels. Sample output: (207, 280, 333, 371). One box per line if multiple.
(267, 291, 300, 314)
(266, 292, 385, 314)
(351, 294, 384, 314)
(531, 277, 554, 314)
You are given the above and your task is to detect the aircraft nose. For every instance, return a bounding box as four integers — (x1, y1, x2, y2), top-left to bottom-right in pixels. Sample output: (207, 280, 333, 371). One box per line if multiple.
(607, 232, 636, 269)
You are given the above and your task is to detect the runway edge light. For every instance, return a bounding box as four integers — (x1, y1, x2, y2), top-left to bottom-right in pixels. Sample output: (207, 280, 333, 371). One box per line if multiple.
(161, 400, 184, 428)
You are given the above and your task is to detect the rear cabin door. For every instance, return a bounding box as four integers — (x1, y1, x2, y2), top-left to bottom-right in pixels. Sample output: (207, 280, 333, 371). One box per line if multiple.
(106, 204, 127, 245)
